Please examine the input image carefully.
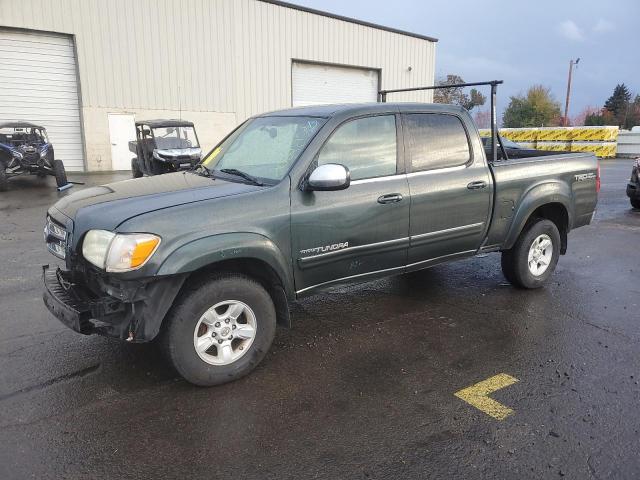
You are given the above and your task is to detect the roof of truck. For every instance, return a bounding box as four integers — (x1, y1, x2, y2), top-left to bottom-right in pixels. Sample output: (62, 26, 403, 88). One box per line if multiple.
(135, 119, 195, 128)
(0, 121, 45, 129)
(260, 102, 466, 118)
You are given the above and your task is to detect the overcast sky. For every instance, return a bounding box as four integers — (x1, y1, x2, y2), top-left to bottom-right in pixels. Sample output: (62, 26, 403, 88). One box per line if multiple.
(292, 0, 638, 118)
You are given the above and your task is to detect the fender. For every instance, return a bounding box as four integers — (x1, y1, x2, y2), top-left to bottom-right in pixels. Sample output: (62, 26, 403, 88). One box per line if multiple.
(157, 232, 295, 299)
(503, 181, 573, 251)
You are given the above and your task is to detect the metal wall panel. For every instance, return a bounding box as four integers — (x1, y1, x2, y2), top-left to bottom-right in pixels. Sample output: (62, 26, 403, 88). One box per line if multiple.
(1, 0, 435, 113)
(0, 29, 84, 170)
(1, 0, 436, 169)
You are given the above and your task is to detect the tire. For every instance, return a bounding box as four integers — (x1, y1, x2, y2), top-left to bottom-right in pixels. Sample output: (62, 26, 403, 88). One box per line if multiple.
(159, 273, 277, 386)
(631, 198, 640, 210)
(501, 218, 561, 289)
(53, 159, 68, 188)
(0, 160, 7, 192)
(150, 159, 168, 176)
(131, 158, 143, 178)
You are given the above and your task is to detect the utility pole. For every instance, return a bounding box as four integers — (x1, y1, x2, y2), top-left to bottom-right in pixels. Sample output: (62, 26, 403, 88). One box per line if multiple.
(563, 58, 580, 126)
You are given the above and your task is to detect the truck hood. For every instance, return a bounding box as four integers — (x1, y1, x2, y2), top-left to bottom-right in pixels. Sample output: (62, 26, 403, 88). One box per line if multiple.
(50, 172, 262, 232)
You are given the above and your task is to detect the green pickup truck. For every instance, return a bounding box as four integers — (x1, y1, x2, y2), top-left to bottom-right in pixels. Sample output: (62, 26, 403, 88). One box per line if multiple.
(43, 102, 599, 386)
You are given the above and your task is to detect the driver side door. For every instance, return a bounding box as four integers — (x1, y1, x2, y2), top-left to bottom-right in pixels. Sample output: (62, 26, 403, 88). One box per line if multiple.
(290, 114, 410, 294)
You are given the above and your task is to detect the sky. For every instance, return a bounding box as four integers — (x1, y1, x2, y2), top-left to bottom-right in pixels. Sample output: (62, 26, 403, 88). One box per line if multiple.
(292, 0, 639, 120)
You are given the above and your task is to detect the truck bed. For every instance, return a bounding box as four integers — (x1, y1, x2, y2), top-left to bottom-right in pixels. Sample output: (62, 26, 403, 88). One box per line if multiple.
(484, 152, 599, 250)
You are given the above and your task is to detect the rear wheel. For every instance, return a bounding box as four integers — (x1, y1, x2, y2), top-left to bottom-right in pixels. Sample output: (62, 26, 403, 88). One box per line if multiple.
(131, 158, 143, 178)
(501, 218, 560, 289)
(0, 160, 7, 191)
(631, 198, 640, 209)
(53, 159, 67, 188)
(159, 274, 277, 386)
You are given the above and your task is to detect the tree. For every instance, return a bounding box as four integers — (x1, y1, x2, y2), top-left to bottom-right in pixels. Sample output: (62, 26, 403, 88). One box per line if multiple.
(572, 106, 600, 126)
(624, 95, 640, 129)
(433, 74, 486, 111)
(604, 84, 631, 121)
(502, 85, 562, 127)
(584, 108, 617, 126)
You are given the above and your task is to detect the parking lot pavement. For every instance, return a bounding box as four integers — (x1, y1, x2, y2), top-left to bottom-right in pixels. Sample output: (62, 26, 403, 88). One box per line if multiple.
(0, 160, 639, 479)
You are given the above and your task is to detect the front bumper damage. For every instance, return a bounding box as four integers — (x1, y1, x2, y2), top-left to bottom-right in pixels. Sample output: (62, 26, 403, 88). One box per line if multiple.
(42, 265, 186, 342)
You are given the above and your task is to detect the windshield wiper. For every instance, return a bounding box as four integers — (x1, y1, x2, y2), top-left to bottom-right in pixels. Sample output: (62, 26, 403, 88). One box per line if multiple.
(219, 168, 264, 186)
(195, 163, 214, 177)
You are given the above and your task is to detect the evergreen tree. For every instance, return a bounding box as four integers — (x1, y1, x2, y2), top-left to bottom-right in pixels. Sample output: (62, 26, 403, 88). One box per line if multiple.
(603, 84, 632, 127)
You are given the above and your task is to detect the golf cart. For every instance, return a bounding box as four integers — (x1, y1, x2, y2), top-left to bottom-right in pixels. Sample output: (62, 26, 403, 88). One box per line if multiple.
(0, 122, 67, 191)
(129, 120, 202, 177)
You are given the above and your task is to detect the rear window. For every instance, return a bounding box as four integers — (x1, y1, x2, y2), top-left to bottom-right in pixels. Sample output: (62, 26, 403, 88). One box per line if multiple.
(404, 114, 471, 172)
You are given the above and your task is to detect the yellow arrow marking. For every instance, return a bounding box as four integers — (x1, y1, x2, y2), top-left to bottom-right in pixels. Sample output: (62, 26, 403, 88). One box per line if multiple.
(454, 373, 519, 420)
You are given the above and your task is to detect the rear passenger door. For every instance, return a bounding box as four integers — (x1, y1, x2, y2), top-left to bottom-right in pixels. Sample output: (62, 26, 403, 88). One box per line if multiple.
(403, 112, 492, 266)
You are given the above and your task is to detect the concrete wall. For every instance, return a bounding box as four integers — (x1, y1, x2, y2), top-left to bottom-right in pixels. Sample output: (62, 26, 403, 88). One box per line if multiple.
(618, 131, 640, 158)
(0, 0, 437, 171)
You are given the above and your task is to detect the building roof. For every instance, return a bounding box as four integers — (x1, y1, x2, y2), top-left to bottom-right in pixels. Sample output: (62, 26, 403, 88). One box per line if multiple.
(258, 0, 438, 43)
(0, 121, 45, 129)
(135, 119, 195, 128)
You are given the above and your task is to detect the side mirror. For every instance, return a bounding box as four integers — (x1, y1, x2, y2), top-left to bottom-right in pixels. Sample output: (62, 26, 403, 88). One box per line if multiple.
(307, 163, 350, 191)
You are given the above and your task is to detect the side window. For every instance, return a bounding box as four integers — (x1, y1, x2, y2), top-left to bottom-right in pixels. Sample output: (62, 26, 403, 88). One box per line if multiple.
(404, 114, 471, 172)
(317, 115, 397, 181)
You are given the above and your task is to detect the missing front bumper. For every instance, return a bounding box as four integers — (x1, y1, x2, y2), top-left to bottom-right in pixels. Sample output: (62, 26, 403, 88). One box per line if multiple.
(42, 266, 129, 337)
(42, 265, 187, 342)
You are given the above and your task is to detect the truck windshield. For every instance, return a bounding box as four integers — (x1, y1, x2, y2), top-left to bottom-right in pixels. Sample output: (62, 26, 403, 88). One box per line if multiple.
(152, 126, 199, 149)
(201, 116, 325, 184)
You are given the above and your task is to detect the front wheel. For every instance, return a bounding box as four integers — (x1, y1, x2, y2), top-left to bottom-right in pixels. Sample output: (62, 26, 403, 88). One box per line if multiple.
(53, 159, 68, 188)
(631, 198, 640, 210)
(131, 158, 143, 178)
(501, 218, 561, 289)
(159, 274, 277, 386)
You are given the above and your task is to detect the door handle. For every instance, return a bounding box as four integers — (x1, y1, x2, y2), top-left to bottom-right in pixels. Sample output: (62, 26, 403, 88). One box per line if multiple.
(378, 193, 403, 204)
(467, 180, 487, 190)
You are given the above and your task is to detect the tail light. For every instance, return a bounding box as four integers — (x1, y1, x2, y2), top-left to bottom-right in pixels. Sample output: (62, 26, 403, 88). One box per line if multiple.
(596, 161, 601, 194)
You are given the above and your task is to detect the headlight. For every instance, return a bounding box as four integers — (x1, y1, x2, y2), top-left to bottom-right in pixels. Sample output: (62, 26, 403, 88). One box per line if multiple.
(82, 230, 161, 272)
(153, 151, 170, 161)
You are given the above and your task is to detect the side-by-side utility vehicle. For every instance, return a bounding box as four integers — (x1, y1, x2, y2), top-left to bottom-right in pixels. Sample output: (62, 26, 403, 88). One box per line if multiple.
(43, 82, 599, 386)
(0, 122, 67, 191)
(130, 119, 201, 177)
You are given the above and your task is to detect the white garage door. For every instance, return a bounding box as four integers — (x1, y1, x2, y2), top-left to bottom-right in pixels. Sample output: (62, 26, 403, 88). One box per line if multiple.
(0, 30, 84, 171)
(292, 62, 379, 107)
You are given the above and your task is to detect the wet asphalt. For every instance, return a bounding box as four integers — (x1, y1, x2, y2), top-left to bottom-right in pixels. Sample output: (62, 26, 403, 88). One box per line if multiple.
(0, 159, 639, 479)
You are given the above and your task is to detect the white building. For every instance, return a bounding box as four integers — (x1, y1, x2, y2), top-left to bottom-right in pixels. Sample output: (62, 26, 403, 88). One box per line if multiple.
(0, 0, 437, 172)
